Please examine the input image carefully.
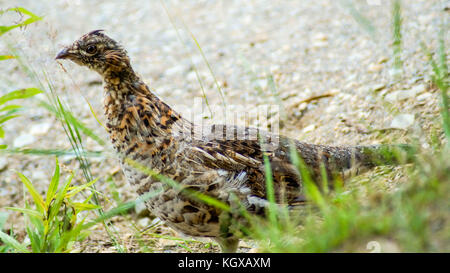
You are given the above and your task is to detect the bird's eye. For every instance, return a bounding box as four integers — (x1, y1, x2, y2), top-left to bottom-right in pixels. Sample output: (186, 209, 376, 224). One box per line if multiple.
(86, 44, 97, 55)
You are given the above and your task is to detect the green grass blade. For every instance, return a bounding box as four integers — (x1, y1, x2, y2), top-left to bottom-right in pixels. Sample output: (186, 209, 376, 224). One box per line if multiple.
(66, 177, 99, 199)
(0, 230, 29, 253)
(47, 173, 73, 223)
(38, 100, 106, 146)
(1, 147, 103, 157)
(0, 88, 42, 105)
(46, 158, 60, 207)
(160, 0, 226, 110)
(261, 151, 278, 227)
(392, 0, 403, 74)
(16, 172, 46, 214)
(85, 97, 107, 130)
(5, 207, 42, 219)
(70, 202, 101, 211)
(26, 225, 41, 253)
(288, 142, 326, 208)
(421, 33, 449, 142)
(341, 0, 377, 38)
(81, 201, 136, 230)
(0, 105, 22, 113)
(0, 114, 20, 125)
(0, 7, 43, 36)
(82, 189, 163, 230)
(185, 28, 227, 109)
(159, 0, 214, 118)
(0, 55, 15, 60)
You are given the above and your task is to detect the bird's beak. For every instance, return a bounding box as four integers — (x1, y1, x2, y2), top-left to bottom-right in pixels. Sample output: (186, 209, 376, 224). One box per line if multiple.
(55, 47, 73, 60)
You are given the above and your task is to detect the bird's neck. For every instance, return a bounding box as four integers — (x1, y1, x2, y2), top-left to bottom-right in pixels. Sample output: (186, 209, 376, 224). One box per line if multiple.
(101, 64, 188, 144)
(102, 62, 148, 105)
(102, 63, 139, 88)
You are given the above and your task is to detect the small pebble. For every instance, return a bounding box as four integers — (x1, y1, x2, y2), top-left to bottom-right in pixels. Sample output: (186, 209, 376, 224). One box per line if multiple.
(30, 122, 52, 136)
(371, 84, 386, 92)
(0, 158, 8, 171)
(13, 134, 36, 148)
(368, 63, 383, 73)
(390, 114, 415, 130)
(302, 124, 316, 133)
(417, 92, 432, 101)
(137, 217, 150, 228)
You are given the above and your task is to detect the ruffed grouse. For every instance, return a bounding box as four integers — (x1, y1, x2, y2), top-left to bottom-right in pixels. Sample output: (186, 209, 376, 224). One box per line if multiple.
(56, 30, 412, 252)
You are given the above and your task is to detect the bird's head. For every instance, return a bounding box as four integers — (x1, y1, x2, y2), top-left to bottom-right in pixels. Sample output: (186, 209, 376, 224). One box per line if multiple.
(56, 30, 131, 76)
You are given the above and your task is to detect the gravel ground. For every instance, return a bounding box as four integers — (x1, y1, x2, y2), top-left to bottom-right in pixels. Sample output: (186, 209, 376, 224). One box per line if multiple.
(0, 0, 448, 252)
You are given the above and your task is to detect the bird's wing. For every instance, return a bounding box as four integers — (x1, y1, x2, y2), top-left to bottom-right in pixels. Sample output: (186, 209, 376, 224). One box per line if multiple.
(187, 124, 305, 203)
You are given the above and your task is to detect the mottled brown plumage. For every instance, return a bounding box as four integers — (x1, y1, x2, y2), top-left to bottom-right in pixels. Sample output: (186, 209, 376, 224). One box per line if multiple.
(56, 31, 412, 252)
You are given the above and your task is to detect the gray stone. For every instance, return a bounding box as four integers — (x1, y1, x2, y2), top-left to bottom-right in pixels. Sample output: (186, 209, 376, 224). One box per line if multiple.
(13, 134, 36, 148)
(390, 114, 415, 130)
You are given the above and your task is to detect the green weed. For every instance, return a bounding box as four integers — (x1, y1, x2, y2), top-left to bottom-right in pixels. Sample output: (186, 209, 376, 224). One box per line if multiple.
(0, 158, 100, 252)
